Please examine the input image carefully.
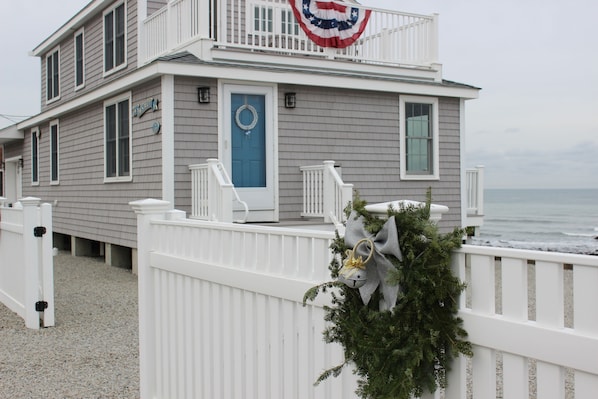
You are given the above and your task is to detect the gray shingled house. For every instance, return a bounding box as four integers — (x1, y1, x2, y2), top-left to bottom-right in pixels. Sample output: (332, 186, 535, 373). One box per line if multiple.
(2, 0, 481, 270)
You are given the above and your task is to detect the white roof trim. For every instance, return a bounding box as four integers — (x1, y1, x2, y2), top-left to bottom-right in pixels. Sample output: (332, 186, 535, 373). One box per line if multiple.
(0, 124, 24, 144)
(31, 0, 113, 57)
(18, 59, 478, 130)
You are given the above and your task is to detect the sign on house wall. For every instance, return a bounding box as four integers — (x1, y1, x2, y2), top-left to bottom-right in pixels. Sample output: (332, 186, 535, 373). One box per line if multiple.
(132, 98, 159, 118)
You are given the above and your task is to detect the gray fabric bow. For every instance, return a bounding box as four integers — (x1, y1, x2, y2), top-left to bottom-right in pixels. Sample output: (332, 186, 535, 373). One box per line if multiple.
(344, 211, 403, 311)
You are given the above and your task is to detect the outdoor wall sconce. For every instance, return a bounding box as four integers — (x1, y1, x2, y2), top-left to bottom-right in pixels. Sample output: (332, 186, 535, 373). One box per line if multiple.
(19, 158, 24, 168)
(284, 92, 296, 108)
(197, 87, 210, 104)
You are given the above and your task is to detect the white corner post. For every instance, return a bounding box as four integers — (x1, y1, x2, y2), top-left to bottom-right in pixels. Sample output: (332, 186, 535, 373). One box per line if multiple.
(129, 198, 173, 399)
(161, 74, 175, 205)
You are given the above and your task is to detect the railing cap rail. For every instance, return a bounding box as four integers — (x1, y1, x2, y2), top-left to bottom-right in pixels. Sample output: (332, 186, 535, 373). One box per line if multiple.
(456, 244, 598, 267)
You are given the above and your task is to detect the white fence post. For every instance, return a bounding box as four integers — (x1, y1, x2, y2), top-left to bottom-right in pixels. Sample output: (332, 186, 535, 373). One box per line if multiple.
(129, 198, 173, 399)
(21, 197, 43, 329)
(39, 202, 54, 327)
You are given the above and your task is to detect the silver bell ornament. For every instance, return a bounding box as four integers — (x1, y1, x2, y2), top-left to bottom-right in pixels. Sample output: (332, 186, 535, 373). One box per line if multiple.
(337, 238, 373, 289)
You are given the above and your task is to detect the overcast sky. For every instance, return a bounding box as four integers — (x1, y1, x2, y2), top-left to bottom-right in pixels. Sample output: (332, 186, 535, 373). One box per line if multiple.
(1, 0, 597, 188)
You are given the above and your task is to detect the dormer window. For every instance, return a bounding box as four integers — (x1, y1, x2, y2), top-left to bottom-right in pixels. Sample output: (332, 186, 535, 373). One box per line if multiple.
(104, 2, 127, 74)
(46, 48, 60, 102)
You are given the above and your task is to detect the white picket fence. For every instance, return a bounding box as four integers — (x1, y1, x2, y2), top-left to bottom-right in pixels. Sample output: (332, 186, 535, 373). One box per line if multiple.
(450, 245, 598, 399)
(131, 199, 598, 399)
(0, 197, 54, 329)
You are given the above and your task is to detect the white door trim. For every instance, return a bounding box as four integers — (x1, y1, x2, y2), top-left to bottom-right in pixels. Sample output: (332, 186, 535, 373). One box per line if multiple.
(218, 81, 279, 222)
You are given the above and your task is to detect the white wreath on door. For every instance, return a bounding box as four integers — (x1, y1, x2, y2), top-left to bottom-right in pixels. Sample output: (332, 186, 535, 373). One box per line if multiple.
(235, 104, 259, 131)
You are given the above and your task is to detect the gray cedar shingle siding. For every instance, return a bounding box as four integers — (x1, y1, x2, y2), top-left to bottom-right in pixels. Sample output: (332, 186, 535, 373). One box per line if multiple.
(278, 85, 462, 231)
(41, 0, 138, 113)
(173, 77, 219, 213)
(24, 79, 163, 249)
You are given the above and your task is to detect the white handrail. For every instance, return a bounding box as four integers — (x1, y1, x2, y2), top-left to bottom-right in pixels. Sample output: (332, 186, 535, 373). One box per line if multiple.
(300, 160, 353, 227)
(212, 161, 249, 223)
(189, 159, 249, 223)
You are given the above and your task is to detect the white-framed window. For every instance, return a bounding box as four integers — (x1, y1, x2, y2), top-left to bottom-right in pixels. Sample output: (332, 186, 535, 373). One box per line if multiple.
(250, 2, 299, 36)
(49, 120, 60, 184)
(46, 47, 60, 102)
(104, 94, 132, 182)
(31, 128, 40, 185)
(399, 95, 439, 180)
(103, 1, 127, 75)
(74, 28, 85, 89)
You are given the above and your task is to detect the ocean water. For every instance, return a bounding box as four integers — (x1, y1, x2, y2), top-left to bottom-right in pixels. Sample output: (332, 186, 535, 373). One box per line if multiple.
(469, 189, 598, 255)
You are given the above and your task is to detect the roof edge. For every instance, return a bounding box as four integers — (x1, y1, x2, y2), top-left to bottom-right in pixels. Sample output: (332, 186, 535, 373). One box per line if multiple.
(31, 0, 113, 57)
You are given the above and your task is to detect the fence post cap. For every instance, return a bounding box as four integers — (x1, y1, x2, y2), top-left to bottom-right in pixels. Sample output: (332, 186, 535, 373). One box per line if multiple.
(129, 198, 172, 214)
(19, 197, 41, 206)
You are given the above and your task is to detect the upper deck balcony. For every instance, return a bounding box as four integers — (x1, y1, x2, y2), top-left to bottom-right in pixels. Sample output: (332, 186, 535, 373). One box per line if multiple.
(141, 0, 441, 81)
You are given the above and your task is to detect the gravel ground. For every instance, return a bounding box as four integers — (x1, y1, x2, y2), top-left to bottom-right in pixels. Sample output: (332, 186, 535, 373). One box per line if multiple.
(0, 251, 139, 399)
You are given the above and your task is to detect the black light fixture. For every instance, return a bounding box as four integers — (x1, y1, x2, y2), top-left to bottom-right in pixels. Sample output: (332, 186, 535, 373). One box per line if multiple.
(284, 92, 296, 108)
(197, 87, 210, 104)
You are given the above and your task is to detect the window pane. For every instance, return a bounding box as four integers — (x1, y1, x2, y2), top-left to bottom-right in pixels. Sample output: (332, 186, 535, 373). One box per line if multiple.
(115, 4, 125, 66)
(53, 51, 59, 98)
(46, 57, 52, 101)
(106, 104, 116, 177)
(405, 102, 433, 174)
(51, 125, 59, 181)
(118, 100, 130, 176)
(32, 133, 38, 182)
(104, 12, 114, 71)
(76, 33, 84, 86)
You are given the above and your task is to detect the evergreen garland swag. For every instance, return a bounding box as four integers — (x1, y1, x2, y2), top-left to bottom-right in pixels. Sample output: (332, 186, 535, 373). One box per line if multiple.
(303, 193, 472, 399)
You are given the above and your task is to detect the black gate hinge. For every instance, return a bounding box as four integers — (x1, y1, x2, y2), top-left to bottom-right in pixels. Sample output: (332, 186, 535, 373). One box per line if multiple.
(35, 301, 48, 312)
(33, 226, 47, 237)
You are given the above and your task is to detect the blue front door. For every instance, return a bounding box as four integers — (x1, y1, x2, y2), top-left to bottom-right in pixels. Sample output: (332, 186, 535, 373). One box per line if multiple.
(231, 93, 266, 188)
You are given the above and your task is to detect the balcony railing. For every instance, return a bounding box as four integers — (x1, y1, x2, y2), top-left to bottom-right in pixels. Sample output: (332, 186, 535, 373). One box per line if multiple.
(141, 0, 439, 69)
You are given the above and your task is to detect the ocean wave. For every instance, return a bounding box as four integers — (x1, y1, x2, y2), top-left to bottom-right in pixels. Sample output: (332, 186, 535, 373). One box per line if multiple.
(468, 237, 598, 255)
(563, 232, 598, 238)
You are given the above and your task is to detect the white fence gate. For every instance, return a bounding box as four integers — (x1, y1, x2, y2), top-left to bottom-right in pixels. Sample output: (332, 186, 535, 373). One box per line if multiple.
(132, 199, 598, 399)
(0, 197, 54, 329)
